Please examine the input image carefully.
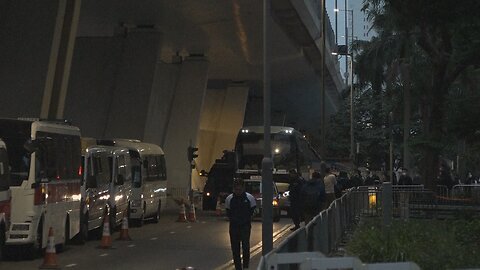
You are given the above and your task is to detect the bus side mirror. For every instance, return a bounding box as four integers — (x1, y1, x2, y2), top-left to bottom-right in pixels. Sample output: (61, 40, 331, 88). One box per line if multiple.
(117, 174, 125, 185)
(86, 175, 97, 188)
(24, 140, 40, 153)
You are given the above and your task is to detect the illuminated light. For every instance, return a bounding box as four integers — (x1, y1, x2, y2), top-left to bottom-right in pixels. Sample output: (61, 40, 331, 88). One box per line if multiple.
(272, 200, 278, 206)
(115, 195, 123, 202)
(206, 192, 210, 197)
(332, 52, 338, 55)
(303, 135, 306, 138)
(274, 148, 280, 154)
(78, 166, 83, 176)
(141, 194, 144, 199)
(72, 194, 81, 201)
(334, 8, 339, 12)
(99, 195, 110, 201)
(153, 188, 166, 193)
(368, 193, 377, 208)
(56, 175, 60, 180)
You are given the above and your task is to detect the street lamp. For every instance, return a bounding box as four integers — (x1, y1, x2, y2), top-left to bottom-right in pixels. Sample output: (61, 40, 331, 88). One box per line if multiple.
(334, 8, 353, 85)
(332, 47, 355, 161)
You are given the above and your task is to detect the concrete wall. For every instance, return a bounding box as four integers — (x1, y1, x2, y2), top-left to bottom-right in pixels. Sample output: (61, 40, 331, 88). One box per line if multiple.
(0, 1, 58, 118)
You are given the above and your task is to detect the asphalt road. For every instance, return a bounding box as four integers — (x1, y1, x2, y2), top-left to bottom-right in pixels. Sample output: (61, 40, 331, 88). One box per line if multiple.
(0, 209, 293, 270)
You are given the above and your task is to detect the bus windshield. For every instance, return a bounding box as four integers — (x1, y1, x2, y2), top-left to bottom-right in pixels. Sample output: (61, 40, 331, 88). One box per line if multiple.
(235, 132, 296, 170)
(0, 120, 32, 189)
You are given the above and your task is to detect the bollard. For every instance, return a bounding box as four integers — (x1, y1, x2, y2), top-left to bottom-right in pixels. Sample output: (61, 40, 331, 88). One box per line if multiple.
(382, 182, 392, 227)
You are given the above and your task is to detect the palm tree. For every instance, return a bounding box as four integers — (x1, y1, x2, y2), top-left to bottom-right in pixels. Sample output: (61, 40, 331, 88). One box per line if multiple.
(357, 0, 480, 189)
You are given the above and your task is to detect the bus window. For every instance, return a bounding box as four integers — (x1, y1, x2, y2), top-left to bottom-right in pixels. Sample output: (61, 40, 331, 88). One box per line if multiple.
(158, 155, 167, 180)
(36, 132, 82, 181)
(116, 155, 127, 185)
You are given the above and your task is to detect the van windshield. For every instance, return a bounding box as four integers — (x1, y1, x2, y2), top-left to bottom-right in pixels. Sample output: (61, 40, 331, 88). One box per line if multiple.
(244, 181, 261, 196)
(0, 120, 32, 189)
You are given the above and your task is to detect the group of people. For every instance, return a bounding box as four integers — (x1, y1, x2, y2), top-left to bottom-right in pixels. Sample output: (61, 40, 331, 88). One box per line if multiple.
(287, 165, 338, 231)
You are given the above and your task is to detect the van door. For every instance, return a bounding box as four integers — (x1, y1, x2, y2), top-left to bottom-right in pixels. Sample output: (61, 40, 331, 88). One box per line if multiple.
(113, 153, 130, 221)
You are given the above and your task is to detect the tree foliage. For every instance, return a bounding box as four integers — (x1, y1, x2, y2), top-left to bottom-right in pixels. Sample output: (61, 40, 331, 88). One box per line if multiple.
(326, 0, 480, 185)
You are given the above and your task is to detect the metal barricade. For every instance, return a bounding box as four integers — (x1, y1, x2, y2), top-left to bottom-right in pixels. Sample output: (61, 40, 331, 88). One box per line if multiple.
(258, 184, 448, 270)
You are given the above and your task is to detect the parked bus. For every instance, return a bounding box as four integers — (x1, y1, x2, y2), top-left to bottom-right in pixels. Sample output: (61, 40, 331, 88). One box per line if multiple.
(234, 126, 322, 213)
(0, 118, 82, 258)
(98, 139, 167, 226)
(79, 145, 132, 240)
(0, 139, 10, 258)
(235, 126, 322, 182)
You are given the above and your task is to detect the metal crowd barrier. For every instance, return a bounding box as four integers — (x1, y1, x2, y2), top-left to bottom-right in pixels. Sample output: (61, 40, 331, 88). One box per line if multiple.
(258, 183, 480, 270)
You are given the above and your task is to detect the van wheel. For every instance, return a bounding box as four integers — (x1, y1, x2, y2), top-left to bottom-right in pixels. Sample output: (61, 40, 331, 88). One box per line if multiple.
(273, 214, 281, 222)
(77, 212, 89, 244)
(152, 201, 161, 223)
(109, 206, 117, 233)
(0, 224, 5, 260)
(26, 221, 43, 260)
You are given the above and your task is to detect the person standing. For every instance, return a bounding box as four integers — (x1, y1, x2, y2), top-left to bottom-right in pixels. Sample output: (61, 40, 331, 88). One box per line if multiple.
(287, 169, 305, 231)
(300, 171, 326, 224)
(398, 168, 413, 185)
(225, 179, 257, 270)
(323, 167, 337, 207)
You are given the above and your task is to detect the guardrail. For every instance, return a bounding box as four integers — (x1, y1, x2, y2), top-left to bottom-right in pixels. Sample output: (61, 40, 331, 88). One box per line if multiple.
(258, 183, 480, 270)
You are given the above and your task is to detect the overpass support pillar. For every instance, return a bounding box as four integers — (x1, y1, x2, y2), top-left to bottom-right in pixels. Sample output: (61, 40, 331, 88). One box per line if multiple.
(102, 30, 162, 138)
(161, 56, 209, 201)
(192, 84, 249, 190)
(40, 0, 82, 119)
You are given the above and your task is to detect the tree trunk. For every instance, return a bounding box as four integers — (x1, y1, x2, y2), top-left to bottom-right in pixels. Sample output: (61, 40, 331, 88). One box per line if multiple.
(402, 64, 411, 171)
(422, 66, 448, 190)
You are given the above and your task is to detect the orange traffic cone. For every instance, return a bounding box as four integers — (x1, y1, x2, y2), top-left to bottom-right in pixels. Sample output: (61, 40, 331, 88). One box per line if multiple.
(215, 198, 222, 216)
(117, 212, 131, 241)
(98, 213, 112, 249)
(176, 203, 187, 222)
(39, 227, 60, 269)
(187, 202, 197, 222)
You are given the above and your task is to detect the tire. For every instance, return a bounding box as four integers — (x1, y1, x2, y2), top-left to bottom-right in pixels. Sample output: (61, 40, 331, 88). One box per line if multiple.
(273, 214, 281, 222)
(0, 224, 5, 260)
(152, 201, 161, 223)
(26, 220, 43, 260)
(109, 206, 116, 233)
(79, 212, 89, 243)
(273, 209, 281, 222)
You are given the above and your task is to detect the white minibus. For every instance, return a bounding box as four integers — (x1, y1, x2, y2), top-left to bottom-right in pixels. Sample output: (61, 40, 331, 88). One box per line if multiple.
(79, 145, 132, 240)
(98, 139, 167, 226)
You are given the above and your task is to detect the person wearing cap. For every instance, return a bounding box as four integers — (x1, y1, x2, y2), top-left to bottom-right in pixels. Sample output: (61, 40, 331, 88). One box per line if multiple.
(225, 179, 257, 270)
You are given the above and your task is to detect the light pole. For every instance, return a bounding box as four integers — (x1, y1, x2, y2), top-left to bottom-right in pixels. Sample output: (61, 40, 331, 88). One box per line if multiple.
(262, 0, 273, 255)
(349, 54, 354, 160)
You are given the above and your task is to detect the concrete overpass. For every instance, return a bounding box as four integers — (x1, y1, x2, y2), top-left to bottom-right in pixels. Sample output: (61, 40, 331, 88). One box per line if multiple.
(0, 0, 344, 199)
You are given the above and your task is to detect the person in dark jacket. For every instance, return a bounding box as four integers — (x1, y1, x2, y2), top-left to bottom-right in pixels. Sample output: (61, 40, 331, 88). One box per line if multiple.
(398, 168, 413, 185)
(300, 171, 326, 224)
(225, 179, 257, 270)
(287, 169, 305, 231)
